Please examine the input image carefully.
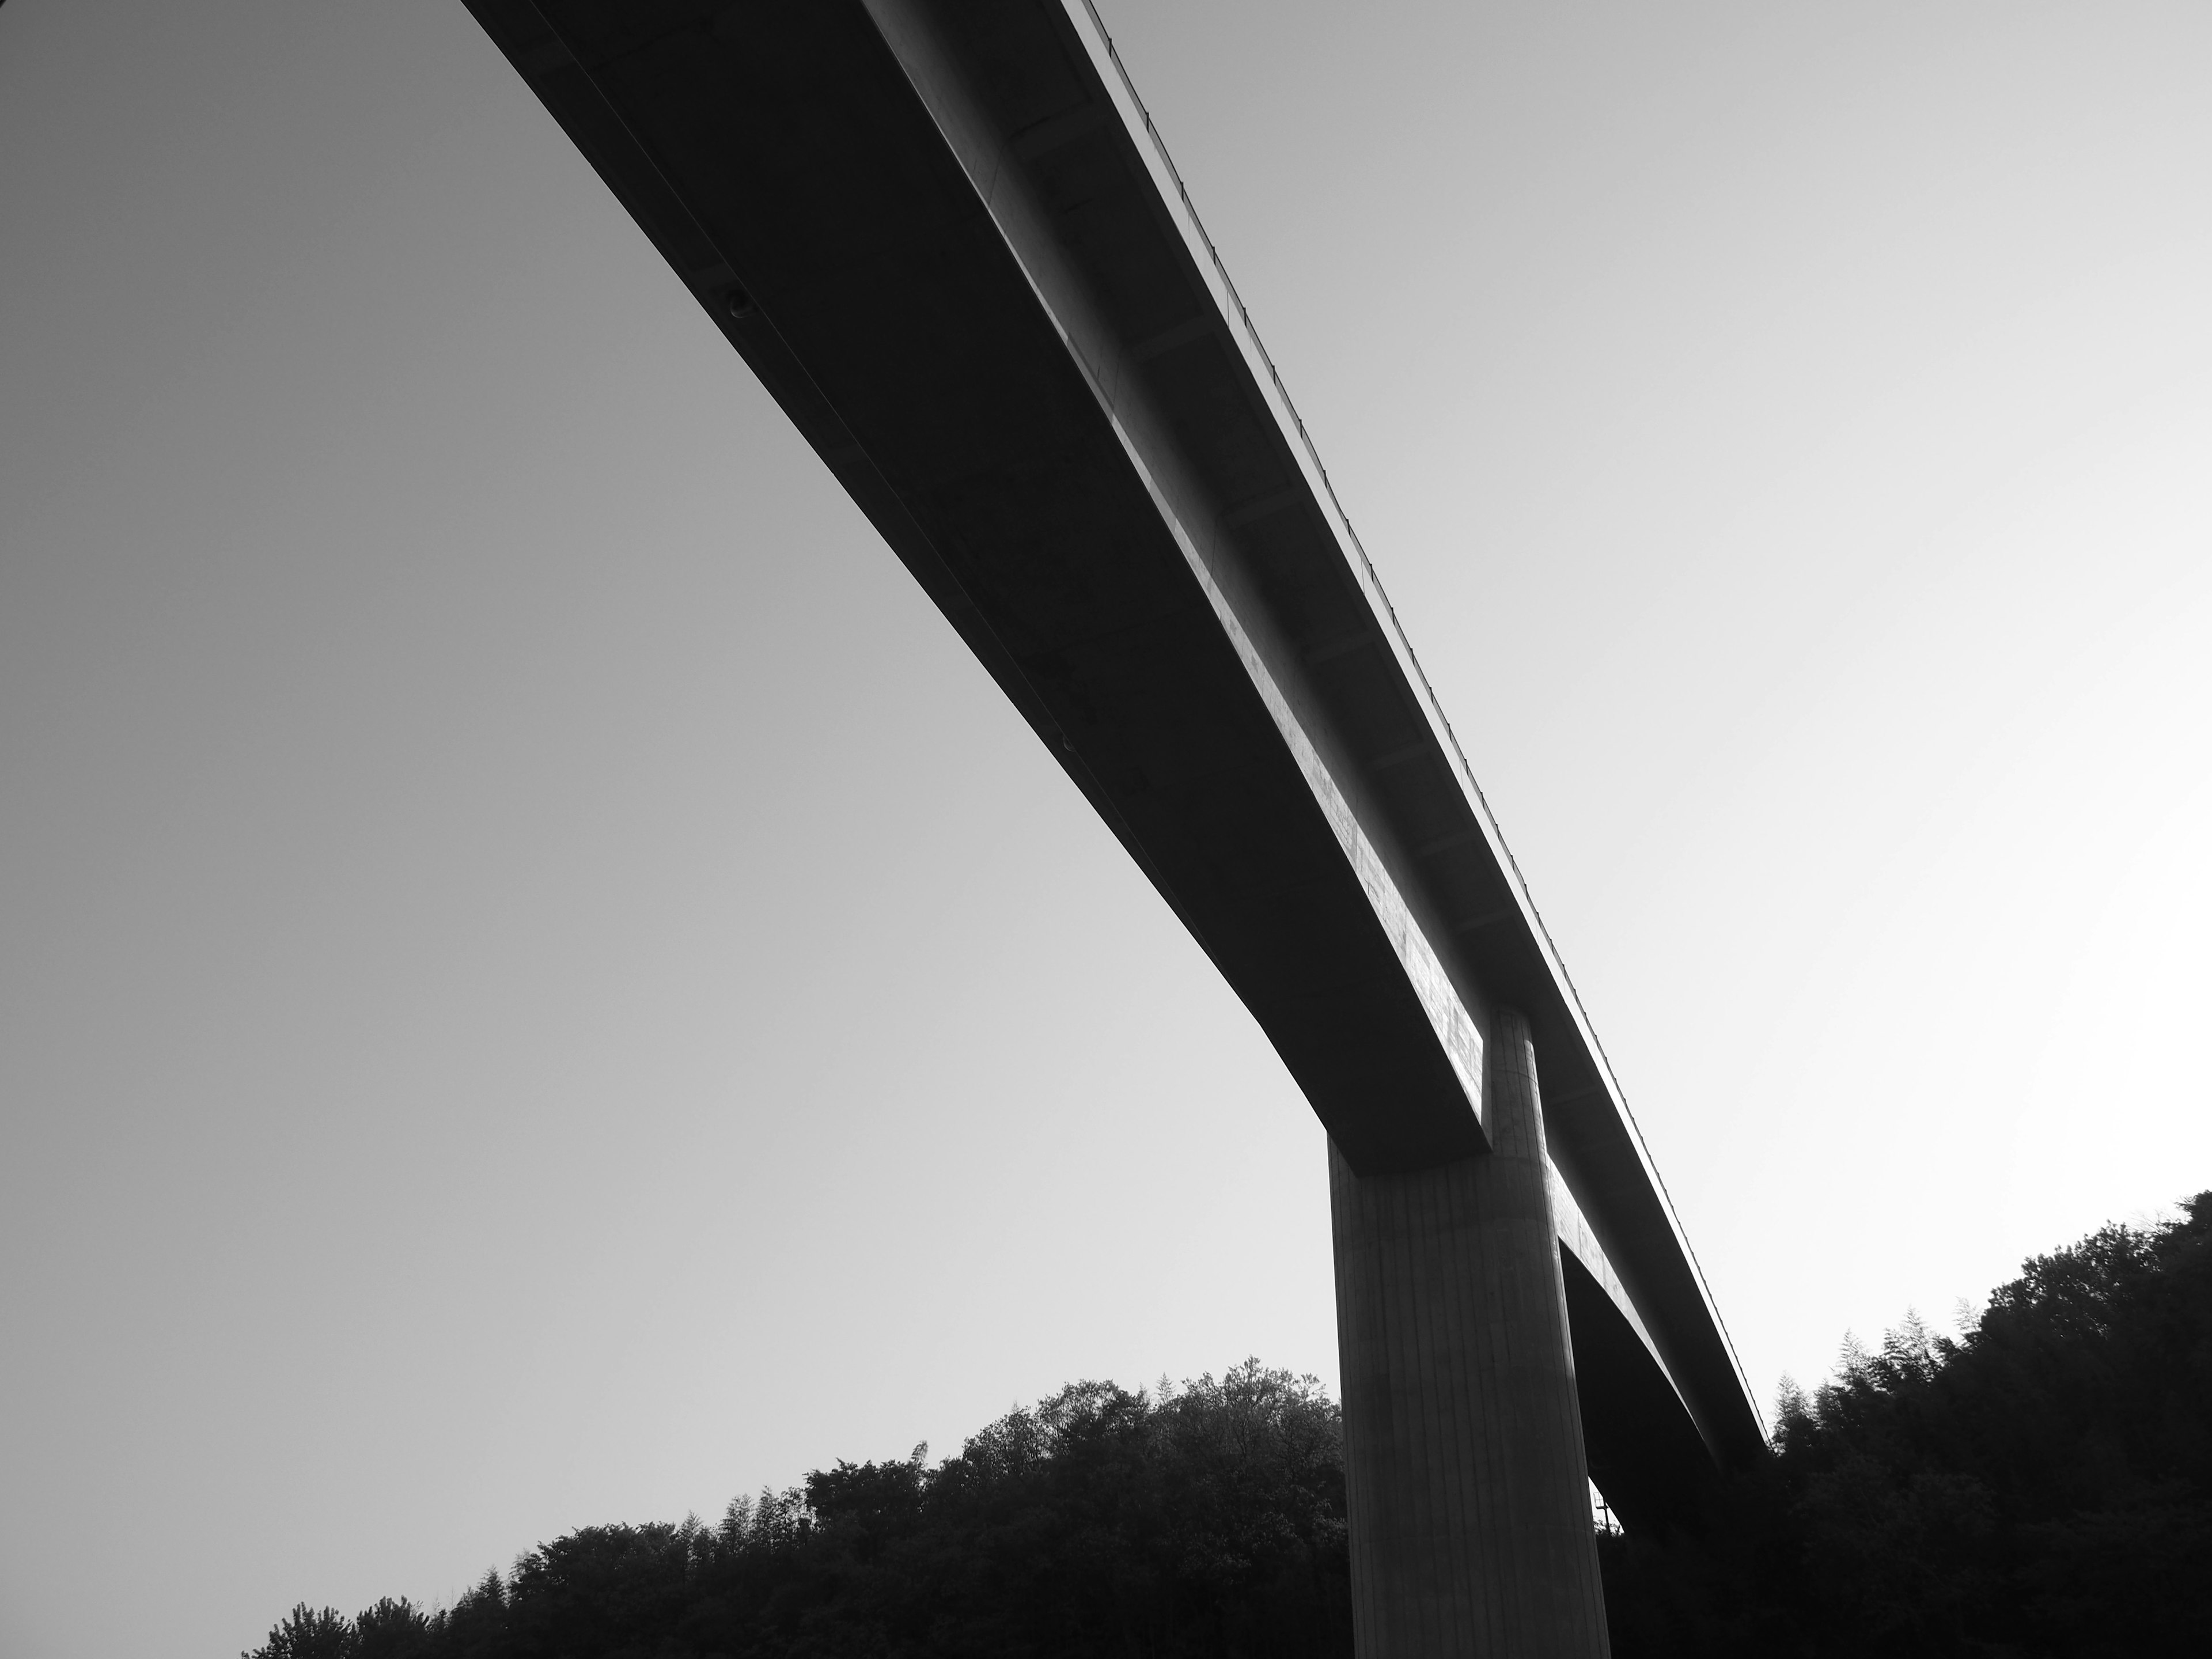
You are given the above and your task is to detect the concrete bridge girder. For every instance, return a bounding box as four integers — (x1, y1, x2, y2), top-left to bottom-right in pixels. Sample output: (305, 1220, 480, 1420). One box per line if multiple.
(460, 0, 1762, 1603)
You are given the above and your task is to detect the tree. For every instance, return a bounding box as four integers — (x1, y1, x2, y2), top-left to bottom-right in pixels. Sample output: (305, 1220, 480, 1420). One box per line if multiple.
(244, 1604, 351, 1659)
(244, 1197, 2211, 1657)
(1601, 1191, 2212, 1657)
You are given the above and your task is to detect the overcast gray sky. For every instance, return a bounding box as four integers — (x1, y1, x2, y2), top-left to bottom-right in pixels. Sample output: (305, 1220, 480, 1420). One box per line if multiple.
(3, 3, 2209, 1656)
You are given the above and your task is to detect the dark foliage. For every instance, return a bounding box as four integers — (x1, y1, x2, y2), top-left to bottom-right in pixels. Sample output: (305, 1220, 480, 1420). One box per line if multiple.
(1602, 1192, 2212, 1656)
(246, 1360, 1350, 1659)
(248, 1197, 2211, 1658)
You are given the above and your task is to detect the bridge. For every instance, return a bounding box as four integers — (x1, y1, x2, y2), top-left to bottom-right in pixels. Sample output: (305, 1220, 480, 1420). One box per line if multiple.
(460, 2, 1764, 1650)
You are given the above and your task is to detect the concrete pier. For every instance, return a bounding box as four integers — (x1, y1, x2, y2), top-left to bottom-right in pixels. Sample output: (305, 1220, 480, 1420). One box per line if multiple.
(1330, 1007, 1610, 1657)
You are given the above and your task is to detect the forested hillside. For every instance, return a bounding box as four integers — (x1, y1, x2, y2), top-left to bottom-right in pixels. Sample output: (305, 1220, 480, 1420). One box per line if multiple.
(1602, 1191, 2212, 1655)
(248, 1196, 2210, 1658)
(249, 1362, 1350, 1658)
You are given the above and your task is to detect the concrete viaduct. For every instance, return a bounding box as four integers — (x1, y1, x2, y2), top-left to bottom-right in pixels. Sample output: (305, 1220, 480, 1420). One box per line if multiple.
(460, 2, 1765, 1650)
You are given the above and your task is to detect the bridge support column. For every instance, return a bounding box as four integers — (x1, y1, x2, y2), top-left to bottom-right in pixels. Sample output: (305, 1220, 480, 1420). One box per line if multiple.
(1328, 1005, 1610, 1657)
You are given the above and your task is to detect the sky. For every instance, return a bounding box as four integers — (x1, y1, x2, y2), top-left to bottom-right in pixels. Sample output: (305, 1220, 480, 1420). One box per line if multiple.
(1, 1, 2207, 1654)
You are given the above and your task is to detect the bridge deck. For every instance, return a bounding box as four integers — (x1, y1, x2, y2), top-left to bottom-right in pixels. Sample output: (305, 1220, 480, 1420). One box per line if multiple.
(461, 0, 1765, 1521)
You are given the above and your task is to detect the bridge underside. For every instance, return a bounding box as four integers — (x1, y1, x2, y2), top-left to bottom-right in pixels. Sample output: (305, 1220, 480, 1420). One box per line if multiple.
(461, 0, 1760, 1548)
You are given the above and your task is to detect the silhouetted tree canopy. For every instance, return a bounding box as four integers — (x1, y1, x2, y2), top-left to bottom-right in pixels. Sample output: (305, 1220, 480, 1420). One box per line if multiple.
(247, 1360, 1350, 1659)
(1602, 1191, 2212, 1656)
(248, 1196, 2211, 1658)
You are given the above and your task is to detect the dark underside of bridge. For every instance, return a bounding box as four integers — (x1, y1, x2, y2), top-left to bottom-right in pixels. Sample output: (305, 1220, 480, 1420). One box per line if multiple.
(461, 0, 1764, 1537)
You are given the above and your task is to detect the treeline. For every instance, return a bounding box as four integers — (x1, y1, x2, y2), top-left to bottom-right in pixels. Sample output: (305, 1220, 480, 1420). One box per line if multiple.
(248, 1361, 1351, 1659)
(1602, 1191, 2212, 1655)
(251, 1196, 2210, 1658)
